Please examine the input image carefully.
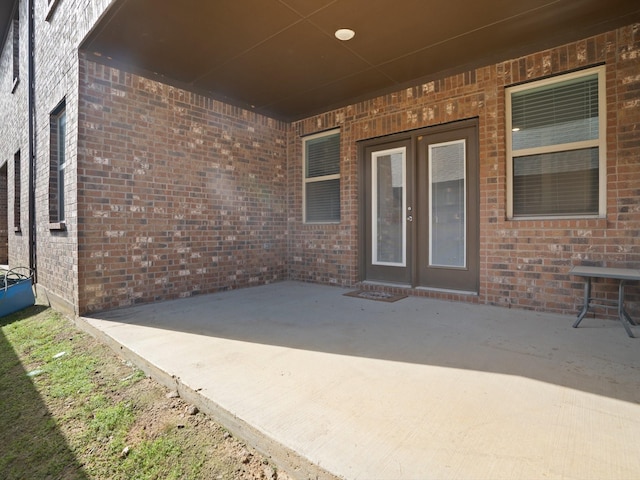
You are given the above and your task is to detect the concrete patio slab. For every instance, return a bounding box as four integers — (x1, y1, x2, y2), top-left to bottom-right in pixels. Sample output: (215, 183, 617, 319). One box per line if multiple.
(79, 281, 640, 480)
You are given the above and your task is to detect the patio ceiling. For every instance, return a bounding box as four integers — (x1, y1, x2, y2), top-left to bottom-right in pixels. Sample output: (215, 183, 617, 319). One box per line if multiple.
(77, 0, 639, 121)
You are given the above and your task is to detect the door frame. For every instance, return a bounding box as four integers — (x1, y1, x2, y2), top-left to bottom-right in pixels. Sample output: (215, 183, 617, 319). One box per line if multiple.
(358, 118, 480, 292)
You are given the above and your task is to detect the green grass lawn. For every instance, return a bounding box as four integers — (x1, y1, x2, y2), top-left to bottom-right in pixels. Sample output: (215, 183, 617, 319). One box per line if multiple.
(0, 306, 279, 480)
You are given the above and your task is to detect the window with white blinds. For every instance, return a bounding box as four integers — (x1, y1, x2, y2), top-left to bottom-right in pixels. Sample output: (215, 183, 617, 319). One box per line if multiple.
(303, 130, 340, 223)
(506, 66, 605, 218)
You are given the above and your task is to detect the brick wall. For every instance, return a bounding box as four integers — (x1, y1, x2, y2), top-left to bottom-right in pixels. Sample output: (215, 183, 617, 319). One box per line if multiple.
(33, 0, 114, 312)
(290, 24, 640, 317)
(286, 119, 360, 288)
(2, 0, 638, 319)
(1, 0, 119, 312)
(0, 165, 7, 264)
(77, 58, 289, 313)
(0, 0, 29, 270)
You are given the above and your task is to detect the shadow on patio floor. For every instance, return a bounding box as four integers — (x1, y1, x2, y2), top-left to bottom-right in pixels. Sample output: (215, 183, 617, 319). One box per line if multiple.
(83, 281, 640, 479)
(88, 281, 639, 404)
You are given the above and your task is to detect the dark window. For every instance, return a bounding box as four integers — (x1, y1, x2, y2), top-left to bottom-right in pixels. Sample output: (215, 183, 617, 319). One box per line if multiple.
(304, 130, 340, 223)
(14, 150, 21, 229)
(50, 100, 66, 223)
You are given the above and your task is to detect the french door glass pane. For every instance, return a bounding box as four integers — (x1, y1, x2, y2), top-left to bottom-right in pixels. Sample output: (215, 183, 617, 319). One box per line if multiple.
(373, 149, 405, 266)
(429, 141, 465, 267)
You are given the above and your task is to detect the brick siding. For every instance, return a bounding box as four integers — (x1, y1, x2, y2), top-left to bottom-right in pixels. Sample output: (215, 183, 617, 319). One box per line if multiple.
(2, 0, 639, 318)
(0, 165, 7, 264)
(77, 59, 289, 313)
(1, 0, 119, 312)
(290, 24, 640, 318)
(0, 0, 29, 270)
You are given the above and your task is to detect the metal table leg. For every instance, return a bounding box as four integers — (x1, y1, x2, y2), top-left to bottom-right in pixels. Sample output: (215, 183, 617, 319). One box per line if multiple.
(617, 280, 635, 338)
(573, 276, 591, 328)
(622, 309, 638, 326)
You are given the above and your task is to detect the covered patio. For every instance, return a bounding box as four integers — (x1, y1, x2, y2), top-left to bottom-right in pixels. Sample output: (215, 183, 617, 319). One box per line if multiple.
(78, 281, 639, 479)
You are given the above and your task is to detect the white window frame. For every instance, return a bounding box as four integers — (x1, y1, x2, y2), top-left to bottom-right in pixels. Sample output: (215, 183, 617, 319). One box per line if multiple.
(371, 146, 406, 267)
(428, 139, 466, 268)
(49, 99, 66, 226)
(57, 109, 66, 222)
(302, 129, 341, 224)
(506, 65, 607, 219)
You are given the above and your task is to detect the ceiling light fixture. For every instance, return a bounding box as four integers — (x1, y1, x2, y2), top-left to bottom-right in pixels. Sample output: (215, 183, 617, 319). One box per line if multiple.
(335, 28, 355, 41)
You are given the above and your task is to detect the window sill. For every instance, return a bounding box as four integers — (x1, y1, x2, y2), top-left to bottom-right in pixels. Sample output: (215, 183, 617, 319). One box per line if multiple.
(49, 221, 66, 231)
(508, 214, 604, 221)
(303, 221, 341, 226)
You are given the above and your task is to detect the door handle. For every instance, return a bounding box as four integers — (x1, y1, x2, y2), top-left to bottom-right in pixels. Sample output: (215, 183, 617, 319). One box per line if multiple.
(407, 215, 413, 222)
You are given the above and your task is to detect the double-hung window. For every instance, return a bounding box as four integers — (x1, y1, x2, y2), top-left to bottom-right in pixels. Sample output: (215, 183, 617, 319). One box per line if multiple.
(303, 130, 340, 223)
(506, 66, 606, 218)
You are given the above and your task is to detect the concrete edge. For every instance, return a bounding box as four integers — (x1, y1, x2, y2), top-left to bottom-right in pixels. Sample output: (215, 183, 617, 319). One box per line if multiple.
(72, 314, 342, 480)
(35, 284, 77, 317)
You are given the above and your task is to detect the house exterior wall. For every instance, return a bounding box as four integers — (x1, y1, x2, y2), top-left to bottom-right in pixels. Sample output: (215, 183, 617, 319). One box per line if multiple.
(1, 1, 638, 318)
(0, 0, 115, 312)
(32, 0, 115, 313)
(287, 121, 359, 287)
(0, 0, 29, 269)
(0, 165, 8, 264)
(290, 24, 640, 317)
(76, 58, 289, 313)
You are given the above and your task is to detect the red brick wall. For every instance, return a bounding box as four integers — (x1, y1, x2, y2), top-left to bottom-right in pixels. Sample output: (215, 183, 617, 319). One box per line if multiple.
(290, 24, 640, 317)
(77, 58, 289, 313)
(75, 23, 639, 318)
(287, 121, 359, 287)
(0, 165, 7, 264)
(0, 0, 115, 313)
(0, 0, 29, 272)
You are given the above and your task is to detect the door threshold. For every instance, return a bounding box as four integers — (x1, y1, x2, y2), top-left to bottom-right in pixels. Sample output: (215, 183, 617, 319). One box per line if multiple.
(360, 281, 412, 289)
(360, 281, 478, 296)
(415, 286, 478, 296)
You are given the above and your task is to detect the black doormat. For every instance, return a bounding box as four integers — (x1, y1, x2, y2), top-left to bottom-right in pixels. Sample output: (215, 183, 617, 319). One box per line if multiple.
(343, 290, 407, 303)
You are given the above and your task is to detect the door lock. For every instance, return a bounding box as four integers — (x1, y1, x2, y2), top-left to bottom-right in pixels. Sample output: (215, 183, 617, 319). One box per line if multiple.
(407, 215, 413, 222)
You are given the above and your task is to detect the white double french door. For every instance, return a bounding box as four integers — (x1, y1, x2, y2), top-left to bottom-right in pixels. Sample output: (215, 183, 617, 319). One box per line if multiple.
(362, 120, 479, 292)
